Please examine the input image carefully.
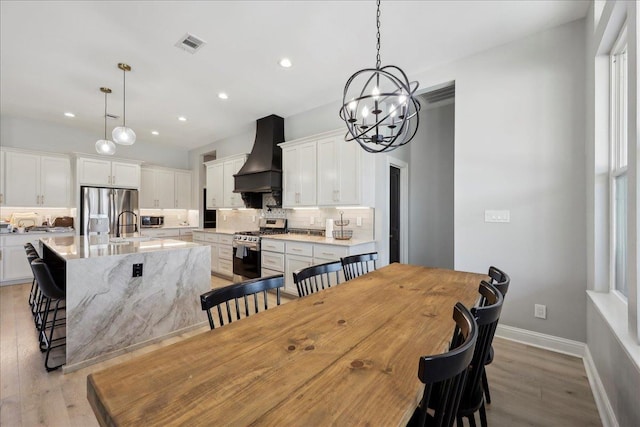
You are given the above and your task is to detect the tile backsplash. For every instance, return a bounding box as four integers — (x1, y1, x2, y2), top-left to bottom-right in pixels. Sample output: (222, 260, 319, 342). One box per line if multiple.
(139, 209, 199, 227)
(216, 194, 374, 240)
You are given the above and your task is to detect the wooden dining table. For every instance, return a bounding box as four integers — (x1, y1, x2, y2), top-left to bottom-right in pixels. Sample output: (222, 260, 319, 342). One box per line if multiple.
(87, 263, 486, 426)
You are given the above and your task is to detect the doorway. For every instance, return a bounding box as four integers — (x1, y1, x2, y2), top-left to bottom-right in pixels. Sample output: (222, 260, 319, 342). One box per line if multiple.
(389, 166, 401, 263)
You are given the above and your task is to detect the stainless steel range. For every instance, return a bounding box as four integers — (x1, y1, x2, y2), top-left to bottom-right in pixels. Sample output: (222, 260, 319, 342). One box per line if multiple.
(233, 218, 286, 279)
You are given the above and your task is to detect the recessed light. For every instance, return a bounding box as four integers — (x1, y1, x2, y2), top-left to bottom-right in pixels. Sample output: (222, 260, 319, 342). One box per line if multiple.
(64, 112, 75, 118)
(218, 92, 228, 100)
(151, 131, 159, 135)
(178, 116, 187, 122)
(279, 58, 292, 68)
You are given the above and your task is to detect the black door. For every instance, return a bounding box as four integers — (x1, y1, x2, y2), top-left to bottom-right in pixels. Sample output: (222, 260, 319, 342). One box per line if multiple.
(389, 166, 401, 263)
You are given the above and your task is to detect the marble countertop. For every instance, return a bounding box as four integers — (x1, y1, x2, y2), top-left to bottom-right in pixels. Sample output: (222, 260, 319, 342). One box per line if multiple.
(40, 235, 204, 261)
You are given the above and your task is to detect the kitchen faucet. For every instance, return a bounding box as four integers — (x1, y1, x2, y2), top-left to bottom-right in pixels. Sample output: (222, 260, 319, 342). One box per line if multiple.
(116, 210, 138, 237)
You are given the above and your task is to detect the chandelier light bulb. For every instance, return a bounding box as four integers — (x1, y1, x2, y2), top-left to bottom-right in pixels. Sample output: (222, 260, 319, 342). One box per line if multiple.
(348, 99, 357, 111)
(372, 86, 380, 100)
(362, 105, 369, 118)
(112, 126, 136, 145)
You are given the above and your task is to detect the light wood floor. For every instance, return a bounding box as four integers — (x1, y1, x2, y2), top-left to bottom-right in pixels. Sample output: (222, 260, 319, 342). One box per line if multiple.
(1, 280, 601, 426)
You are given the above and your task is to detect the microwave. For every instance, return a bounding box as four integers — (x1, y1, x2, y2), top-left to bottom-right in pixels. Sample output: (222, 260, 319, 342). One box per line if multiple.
(141, 215, 164, 228)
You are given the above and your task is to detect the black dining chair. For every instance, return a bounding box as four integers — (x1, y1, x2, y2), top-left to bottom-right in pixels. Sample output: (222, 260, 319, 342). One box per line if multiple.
(409, 302, 478, 427)
(30, 258, 67, 371)
(200, 275, 284, 330)
(340, 252, 378, 281)
(481, 266, 510, 405)
(293, 261, 342, 297)
(455, 281, 504, 427)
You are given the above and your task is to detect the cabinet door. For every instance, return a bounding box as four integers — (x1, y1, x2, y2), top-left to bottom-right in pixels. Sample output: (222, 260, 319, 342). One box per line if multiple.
(206, 163, 224, 208)
(223, 158, 245, 208)
(111, 162, 140, 188)
(336, 138, 360, 205)
(285, 254, 313, 295)
(155, 170, 175, 208)
(40, 156, 70, 207)
(140, 168, 157, 208)
(282, 145, 299, 207)
(78, 158, 111, 186)
(1, 244, 33, 281)
(5, 151, 40, 206)
(317, 137, 339, 205)
(175, 171, 192, 209)
(210, 242, 219, 273)
(298, 142, 317, 206)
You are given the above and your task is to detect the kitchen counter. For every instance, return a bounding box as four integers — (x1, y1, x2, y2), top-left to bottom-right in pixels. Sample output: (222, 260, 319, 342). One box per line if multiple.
(40, 235, 211, 372)
(261, 233, 375, 247)
(40, 235, 201, 260)
(192, 228, 235, 235)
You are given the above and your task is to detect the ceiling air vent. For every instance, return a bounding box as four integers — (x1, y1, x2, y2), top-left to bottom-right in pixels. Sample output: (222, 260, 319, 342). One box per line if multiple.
(175, 33, 206, 54)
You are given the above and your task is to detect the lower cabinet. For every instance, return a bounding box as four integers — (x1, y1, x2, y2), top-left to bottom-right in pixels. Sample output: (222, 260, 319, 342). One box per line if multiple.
(193, 231, 233, 278)
(284, 254, 313, 295)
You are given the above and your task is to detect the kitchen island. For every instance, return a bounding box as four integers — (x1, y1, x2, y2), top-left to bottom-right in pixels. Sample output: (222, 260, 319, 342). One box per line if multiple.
(40, 235, 211, 372)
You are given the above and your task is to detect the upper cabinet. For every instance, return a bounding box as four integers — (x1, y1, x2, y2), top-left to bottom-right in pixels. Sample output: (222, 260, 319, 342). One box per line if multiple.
(205, 154, 247, 209)
(0, 150, 5, 206)
(77, 157, 140, 188)
(4, 150, 70, 207)
(282, 141, 317, 207)
(174, 171, 192, 209)
(140, 167, 192, 209)
(280, 129, 374, 208)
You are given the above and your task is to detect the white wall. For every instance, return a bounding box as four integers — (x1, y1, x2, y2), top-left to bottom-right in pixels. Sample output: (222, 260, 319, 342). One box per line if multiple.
(408, 100, 454, 269)
(0, 115, 190, 169)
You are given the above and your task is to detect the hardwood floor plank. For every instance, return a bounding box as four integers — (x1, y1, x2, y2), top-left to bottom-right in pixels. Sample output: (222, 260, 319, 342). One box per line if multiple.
(0, 279, 601, 427)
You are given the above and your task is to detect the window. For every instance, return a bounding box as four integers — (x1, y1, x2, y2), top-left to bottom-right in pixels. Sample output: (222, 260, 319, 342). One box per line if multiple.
(610, 24, 628, 298)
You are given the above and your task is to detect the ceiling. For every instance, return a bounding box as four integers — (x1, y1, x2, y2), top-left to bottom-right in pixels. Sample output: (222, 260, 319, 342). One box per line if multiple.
(0, 1, 589, 150)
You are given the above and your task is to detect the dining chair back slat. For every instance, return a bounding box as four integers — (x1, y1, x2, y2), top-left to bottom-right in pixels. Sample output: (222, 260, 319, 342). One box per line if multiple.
(293, 261, 342, 297)
(200, 275, 284, 330)
(340, 252, 378, 281)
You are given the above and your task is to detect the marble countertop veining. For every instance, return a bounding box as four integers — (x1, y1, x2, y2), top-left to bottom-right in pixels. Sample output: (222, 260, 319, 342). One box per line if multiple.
(40, 235, 205, 261)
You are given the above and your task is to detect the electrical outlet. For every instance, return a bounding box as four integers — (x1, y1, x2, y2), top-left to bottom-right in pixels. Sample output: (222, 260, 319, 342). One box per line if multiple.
(485, 210, 510, 223)
(252, 215, 256, 223)
(133, 263, 143, 278)
(310, 216, 314, 225)
(356, 217, 362, 227)
(534, 304, 546, 319)
(223, 215, 227, 221)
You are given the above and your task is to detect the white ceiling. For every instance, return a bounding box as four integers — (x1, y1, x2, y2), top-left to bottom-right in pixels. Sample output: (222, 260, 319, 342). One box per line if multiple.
(0, 0, 589, 150)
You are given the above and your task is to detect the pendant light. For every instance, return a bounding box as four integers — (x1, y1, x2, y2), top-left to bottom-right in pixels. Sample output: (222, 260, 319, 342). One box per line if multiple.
(95, 87, 116, 155)
(339, 0, 420, 153)
(112, 63, 136, 145)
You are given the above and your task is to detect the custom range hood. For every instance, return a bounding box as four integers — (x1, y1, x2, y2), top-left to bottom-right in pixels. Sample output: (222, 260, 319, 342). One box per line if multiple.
(233, 114, 285, 208)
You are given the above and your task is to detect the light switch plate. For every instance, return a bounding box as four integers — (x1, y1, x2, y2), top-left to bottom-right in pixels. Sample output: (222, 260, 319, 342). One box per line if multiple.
(485, 210, 510, 223)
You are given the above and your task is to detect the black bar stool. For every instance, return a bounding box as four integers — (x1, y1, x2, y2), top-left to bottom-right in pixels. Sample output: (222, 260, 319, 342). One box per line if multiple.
(30, 259, 66, 371)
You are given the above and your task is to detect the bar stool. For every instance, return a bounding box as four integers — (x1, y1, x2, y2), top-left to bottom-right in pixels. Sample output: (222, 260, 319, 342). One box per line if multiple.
(31, 259, 66, 371)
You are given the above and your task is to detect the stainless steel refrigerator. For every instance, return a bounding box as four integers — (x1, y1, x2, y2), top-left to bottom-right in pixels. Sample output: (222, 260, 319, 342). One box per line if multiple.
(80, 186, 139, 236)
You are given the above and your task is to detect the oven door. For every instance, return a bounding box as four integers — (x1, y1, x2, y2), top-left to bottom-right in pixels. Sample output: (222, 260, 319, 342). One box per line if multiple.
(233, 243, 261, 279)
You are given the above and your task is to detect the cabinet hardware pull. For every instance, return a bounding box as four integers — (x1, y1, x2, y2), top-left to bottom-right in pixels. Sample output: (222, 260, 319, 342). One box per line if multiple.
(322, 252, 333, 256)
(291, 248, 302, 252)
(41, 195, 44, 205)
(112, 176, 116, 184)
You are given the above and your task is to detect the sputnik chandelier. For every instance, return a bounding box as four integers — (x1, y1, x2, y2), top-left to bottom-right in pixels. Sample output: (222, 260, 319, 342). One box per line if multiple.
(339, 0, 420, 153)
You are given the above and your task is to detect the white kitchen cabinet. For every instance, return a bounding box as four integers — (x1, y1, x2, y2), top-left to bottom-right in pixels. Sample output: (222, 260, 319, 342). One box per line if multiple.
(139, 228, 180, 239)
(317, 135, 360, 206)
(4, 151, 70, 207)
(175, 171, 192, 209)
(223, 157, 245, 208)
(205, 154, 247, 209)
(193, 231, 219, 273)
(284, 253, 313, 295)
(281, 141, 316, 207)
(77, 157, 140, 188)
(140, 168, 175, 208)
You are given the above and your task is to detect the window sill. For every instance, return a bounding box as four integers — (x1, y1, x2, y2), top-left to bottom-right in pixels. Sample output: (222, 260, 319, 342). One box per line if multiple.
(587, 290, 640, 370)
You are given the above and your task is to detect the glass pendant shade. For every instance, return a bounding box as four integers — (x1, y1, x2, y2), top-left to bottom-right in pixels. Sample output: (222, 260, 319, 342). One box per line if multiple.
(95, 139, 116, 155)
(112, 126, 136, 145)
(96, 87, 116, 155)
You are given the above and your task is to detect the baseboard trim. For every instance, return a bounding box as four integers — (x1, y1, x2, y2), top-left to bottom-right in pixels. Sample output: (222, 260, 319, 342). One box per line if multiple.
(583, 346, 619, 427)
(495, 324, 586, 358)
(495, 324, 618, 427)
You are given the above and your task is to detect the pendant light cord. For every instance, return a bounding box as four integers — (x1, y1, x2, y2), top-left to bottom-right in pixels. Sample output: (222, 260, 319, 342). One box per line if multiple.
(122, 67, 126, 127)
(104, 91, 108, 139)
(376, 0, 381, 69)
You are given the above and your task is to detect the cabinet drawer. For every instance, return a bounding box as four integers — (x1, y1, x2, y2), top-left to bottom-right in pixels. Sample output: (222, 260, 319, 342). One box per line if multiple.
(180, 229, 194, 237)
(218, 245, 233, 260)
(313, 244, 348, 260)
(191, 232, 205, 242)
(218, 259, 233, 276)
(262, 252, 284, 272)
(285, 242, 313, 257)
(262, 268, 283, 279)
(142, 229, 179, 238)
(218, 234, 234, 245)
(261, 239, 285, 253)
(203, 233, 219, 243)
